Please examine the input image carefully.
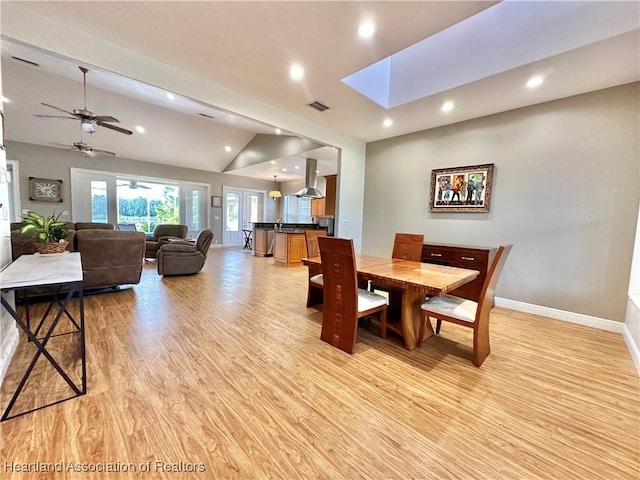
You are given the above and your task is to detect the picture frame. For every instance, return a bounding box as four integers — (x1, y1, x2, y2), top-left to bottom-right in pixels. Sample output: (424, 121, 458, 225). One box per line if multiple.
(429, 163, 494, 213)
(211, 195, 222, 208)
(29, 177, 63, 203)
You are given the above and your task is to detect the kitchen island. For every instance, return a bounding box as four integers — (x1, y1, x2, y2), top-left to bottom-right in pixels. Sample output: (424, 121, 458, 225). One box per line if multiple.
(253, 223, 326, 265)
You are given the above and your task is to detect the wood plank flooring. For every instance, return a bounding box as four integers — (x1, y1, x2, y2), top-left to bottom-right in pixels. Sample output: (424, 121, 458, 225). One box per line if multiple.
(1, 248, 638, 479)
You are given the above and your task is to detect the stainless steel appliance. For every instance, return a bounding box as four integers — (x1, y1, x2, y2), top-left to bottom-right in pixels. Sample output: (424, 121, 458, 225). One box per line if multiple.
(316, 217, 335, 236)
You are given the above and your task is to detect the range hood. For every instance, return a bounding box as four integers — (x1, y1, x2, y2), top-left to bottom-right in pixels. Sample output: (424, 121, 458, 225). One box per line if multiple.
(295, 158, 324, 198)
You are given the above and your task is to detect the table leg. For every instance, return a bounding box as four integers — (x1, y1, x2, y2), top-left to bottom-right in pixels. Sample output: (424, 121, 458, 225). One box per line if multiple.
(1, 282, 86, 421)
(400, 289, 433, 351)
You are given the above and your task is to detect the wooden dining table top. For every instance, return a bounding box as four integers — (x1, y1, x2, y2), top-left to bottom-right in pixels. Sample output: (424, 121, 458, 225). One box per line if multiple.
(302, 254, 480, 296)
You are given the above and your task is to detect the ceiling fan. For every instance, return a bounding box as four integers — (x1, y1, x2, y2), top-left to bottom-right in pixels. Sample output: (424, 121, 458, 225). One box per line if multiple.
(51, 140, 116, 157)
(117, 179, 151, 189)
(35, 66, 133, 135)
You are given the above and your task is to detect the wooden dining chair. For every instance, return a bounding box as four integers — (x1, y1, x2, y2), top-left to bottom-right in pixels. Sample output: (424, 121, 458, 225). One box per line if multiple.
(370, 233, 424, 334)
(305, 229, 325, 308)
(418, 244, 513, 367)
(391, 233, 425, 261)
(318, 236, 388, 354)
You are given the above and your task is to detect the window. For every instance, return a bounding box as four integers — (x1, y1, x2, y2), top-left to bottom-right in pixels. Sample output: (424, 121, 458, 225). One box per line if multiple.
(71, 168, 209, 236)
(283, 195, 311, 223)
(116, 180, 179, 234)
(91, 181, 108, 223)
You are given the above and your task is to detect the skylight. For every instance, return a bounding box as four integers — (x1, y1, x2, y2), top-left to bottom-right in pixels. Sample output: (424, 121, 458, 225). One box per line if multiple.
(341, 1, 639, 109)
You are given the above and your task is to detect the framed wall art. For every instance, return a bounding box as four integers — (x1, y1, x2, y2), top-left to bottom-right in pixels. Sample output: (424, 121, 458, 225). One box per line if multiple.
(429, 163, 494, 213)
(211, 195, 222, 208)
(29, 177, 63, 203)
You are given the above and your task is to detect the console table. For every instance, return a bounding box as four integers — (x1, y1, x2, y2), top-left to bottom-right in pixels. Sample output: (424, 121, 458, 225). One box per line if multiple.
(0, 252, 86, 421)
(422, 243, 497, 302)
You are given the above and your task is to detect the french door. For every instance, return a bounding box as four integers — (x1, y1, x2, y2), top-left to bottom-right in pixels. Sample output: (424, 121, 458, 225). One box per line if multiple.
(223, 187, 264, 247)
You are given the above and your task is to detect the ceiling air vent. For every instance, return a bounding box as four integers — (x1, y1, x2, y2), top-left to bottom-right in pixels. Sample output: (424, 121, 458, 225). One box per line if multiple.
(307, 101, 330, 112)
(11, 56, 40, 68)
(197, 113, 215, 119)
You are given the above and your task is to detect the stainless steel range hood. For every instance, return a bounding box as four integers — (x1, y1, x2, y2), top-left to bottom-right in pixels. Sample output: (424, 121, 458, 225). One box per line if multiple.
(295, 158, 324, 198)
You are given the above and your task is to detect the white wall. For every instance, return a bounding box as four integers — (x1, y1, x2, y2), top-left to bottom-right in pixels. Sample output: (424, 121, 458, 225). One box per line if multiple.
(363, 84, 639, 322)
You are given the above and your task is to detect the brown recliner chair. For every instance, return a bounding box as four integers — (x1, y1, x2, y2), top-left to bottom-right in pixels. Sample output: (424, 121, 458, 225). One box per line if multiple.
(157, 230, 214, 276)
(144, 224, 188, 259)
(75, 230, 146, 289)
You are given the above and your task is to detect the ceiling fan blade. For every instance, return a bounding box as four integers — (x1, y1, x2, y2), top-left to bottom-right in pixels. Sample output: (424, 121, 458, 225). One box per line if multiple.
(95, 115, 120, 123)
(97, 121, 133, 135)
(41, 102, 77, 117)
(93, 148, 117, 156)
(34, 114, 77, 120)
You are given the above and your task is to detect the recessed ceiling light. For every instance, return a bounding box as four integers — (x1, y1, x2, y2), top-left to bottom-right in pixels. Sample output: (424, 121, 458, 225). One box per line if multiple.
(275, 128, 282, 135)
(294, 165, 300, 170)
(282, 168, 288, 172)
(316, 170, 320, 174)
(224, 145, 231, 152)
(166, 93, 175, 100)
(289, 64, 305, 81)
(1, 96, 10, 103)
(135, 126, 146, 133)
(270, 160, 276, 164)
(441, 101, 454, 112)
(526, 75, 544, 88)
(383, 118, 393, 127)
(358, 22, 375, 38)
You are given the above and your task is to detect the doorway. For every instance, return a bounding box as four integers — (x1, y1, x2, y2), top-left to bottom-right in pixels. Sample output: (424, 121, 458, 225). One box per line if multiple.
(223, 187, 264, 247)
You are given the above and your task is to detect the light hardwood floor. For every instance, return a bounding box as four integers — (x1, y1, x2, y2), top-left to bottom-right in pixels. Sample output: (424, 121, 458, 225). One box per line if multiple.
(1, 249, 638, 479)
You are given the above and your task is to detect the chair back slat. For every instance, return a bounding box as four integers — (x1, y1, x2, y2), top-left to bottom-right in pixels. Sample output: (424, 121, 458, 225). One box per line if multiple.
(318, 237, 359, 353)
(392, 233, 424, 261)
(476, 244, 513, 321)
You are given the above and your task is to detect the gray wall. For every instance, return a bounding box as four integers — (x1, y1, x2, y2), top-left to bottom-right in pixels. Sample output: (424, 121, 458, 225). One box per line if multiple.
(6, 141, 279, 244)
(363, 83, 639, 322)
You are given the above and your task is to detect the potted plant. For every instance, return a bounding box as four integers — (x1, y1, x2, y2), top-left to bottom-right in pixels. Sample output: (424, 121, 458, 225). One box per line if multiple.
(20, 210, 70, 254)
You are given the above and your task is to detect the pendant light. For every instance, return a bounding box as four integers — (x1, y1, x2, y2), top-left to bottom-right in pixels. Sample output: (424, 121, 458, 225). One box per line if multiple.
(268, 175, 282, 200)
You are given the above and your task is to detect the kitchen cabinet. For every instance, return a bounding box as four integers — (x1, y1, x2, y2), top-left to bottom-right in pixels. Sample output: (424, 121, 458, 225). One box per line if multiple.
(324, 174, 337, 216)
(421, 243, 496, 302)
(253, 228, 273, 257)
(274, 232, 308, 266)
(311, 198, 326, 217)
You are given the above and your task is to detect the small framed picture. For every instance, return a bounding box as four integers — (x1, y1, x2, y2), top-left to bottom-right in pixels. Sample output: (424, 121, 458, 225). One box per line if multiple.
(211, 195, 222, 208)
(29, 177, 63, 203)
(429, 163, 494, 213)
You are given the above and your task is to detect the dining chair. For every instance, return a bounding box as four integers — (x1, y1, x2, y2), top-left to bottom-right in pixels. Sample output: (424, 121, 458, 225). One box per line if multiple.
(305, 229, 325, 308)
(417, 244, 513, 367)
(318, 236, 388, 354)
(391, 233, 425, 261)
(370, 233, 424, 333)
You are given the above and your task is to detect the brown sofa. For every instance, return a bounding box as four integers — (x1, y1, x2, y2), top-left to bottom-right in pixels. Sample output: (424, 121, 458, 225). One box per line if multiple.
(145, 224, 188, 259)
(10, 222, 145, 290)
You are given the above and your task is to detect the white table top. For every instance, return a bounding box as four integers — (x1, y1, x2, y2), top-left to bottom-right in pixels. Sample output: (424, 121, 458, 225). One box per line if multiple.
(0, 252, 83, 289)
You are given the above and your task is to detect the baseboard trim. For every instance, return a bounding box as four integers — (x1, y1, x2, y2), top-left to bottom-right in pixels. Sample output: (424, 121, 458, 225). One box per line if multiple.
(495, 297, 639, 376)
(622, 324, 640, 376)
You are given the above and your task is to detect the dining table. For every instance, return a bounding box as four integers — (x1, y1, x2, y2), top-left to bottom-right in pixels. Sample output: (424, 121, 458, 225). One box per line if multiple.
(302, 254, 480, 351)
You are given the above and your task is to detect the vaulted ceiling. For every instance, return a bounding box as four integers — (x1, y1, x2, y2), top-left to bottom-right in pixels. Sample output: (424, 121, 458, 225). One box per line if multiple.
(1, 1, 638, 181)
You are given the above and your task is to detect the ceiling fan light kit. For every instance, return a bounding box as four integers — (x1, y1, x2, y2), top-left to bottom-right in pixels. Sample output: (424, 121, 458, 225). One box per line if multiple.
(36, 66, 134, 136)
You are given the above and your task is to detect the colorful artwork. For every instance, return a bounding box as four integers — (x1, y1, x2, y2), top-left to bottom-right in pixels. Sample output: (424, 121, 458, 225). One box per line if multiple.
(429, 164, 494, 213)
